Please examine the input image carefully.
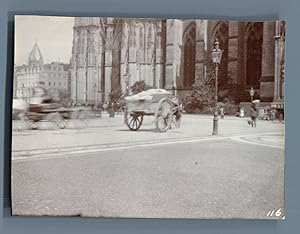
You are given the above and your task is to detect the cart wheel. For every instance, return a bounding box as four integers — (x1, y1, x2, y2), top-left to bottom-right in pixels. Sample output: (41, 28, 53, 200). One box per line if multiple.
(78, 109, 93, 119)
(16, 114, 36, 130)
(26, 120, 40, 130)
(57, 119, 67, 129)
(155, 98, 173, 132)
(126, 112, 143, 131)
(46, 112, 66, 129)
(156, 114, 172, 132)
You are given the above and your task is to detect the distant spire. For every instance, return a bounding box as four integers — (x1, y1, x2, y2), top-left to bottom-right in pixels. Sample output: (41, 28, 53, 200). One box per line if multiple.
(28, 42, 43, 67)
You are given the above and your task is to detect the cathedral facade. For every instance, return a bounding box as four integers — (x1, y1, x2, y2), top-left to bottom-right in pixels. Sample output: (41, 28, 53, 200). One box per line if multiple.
(70, 17, 285, 106)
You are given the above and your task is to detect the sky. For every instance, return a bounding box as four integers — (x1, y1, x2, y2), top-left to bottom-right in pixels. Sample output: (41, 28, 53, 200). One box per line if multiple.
(14, 15, 74, 66)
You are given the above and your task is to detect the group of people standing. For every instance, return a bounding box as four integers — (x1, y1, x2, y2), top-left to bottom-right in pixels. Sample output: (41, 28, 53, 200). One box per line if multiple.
(218, 104, 258, 128)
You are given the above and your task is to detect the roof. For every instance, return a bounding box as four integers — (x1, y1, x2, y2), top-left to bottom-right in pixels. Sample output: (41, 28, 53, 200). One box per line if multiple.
(28, 42, 43, 66)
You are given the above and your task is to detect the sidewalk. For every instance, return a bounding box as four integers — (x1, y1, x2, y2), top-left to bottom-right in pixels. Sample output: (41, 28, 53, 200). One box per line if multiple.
(12, 113, 282, 130)
(11, 113, 284, 153)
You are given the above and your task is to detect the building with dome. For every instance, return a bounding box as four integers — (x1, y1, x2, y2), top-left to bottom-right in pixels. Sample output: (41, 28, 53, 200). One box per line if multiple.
(14, 42, 70, 99)
(70, 18, 285, 110)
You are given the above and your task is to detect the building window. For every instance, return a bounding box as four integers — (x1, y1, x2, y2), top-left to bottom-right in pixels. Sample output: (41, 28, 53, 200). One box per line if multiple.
(183, 23, 196, 89)
(49, 81, 51, 86)
(245, 22, 263, 87)
(212, 21, 229, 83)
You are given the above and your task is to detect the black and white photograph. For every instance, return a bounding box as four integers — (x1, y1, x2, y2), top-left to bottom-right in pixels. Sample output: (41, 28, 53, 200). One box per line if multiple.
(11, 15, 285, 219)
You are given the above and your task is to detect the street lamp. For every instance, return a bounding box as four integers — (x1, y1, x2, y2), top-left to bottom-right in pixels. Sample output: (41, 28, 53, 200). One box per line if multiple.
(249, 87, 255, 102)
(211, 38, 223, 136)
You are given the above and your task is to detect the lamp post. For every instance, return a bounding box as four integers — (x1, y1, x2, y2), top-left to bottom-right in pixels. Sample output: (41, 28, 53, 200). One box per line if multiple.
(279, 21, 285, 99)
(249, 87, 255, 102)
(211, 38, 223, 136)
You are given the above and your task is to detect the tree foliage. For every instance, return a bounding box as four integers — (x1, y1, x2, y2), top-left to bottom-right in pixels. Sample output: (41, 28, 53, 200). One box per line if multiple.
(183, 75, 215, 114)
(107, 89, 125, 112)
(182, 66, 249, 115)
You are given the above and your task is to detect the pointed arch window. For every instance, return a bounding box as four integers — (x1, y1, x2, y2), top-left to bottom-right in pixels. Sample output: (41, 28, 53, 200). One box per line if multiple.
(183, 23, 196, 88)
(245, 23, 263, 87)
(212, 22, 229, 82)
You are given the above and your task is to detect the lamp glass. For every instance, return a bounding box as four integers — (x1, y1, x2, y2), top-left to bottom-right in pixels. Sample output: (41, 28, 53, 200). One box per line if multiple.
(212, 49, 222, 64)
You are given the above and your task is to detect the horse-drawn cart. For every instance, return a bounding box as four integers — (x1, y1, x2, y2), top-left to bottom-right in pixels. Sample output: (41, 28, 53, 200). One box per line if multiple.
(124, 89, 182, 132)
(13, 96, 92, 130)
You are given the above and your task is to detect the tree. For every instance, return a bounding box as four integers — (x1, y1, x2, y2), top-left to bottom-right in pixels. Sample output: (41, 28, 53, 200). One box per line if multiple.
(182, 75, 215, 114)
(107, 89, 125, 112)
(98, 18, 123, 101)
(182, 67, 243, 115)
(183, 48, 258, 114)
(206, 59, 249, 113)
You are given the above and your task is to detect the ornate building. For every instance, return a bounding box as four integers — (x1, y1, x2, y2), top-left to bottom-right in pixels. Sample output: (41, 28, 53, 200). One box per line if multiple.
(70, 17, 166, 105)
(14, 43, 70, 99)
(70, 18, 285, 107)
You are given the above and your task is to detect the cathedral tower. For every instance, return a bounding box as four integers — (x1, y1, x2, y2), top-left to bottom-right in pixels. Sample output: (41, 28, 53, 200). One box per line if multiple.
(70, 17, 101, 105)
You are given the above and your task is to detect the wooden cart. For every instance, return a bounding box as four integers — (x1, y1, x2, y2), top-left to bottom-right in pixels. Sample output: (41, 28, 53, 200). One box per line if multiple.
(25, 103, 91, 129)
(124, 90, 182, 132)
(16, 97, 92, 129)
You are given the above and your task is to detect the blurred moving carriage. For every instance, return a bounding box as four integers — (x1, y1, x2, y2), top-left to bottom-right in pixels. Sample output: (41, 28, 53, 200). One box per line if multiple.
(124, 89, 183, 132)
(12, 88, 92, 130)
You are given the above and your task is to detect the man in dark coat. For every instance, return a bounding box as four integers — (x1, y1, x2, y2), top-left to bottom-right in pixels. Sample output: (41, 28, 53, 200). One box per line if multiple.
(250, 105, 258, 127)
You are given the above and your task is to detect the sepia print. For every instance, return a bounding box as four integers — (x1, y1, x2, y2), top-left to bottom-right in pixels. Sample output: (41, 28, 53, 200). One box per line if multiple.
(11, 15, 285, 219)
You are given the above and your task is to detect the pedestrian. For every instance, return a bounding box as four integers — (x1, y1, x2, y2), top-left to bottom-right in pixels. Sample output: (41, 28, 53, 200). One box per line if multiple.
(109, 102, 115, 118)
(279, 112, 284, 123)
(220, 106, 225, 119)
(249, 105, 258, 127)
(239, 107, 245, 118)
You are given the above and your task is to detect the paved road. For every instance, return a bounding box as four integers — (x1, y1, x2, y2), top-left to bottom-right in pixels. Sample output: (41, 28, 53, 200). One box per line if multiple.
(12, 131, 284, 219)
(12, 114, 284, 153)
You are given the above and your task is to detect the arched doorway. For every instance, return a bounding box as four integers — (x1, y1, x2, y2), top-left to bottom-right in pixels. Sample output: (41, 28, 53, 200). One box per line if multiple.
(182, 23, 196, 89)
(245, 23, 263, 87)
